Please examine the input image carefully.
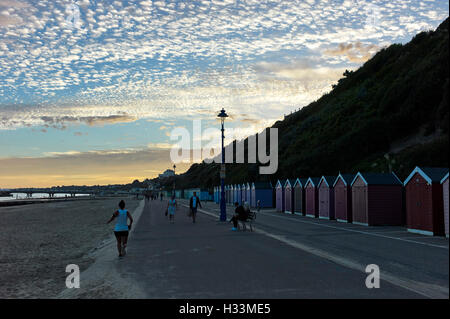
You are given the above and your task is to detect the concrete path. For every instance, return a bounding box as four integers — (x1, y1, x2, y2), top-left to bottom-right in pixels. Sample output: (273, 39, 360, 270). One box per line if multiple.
(115, 199, 449, 298)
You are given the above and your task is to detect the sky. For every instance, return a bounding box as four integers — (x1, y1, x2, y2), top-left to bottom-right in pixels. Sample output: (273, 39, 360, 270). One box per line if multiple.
(0, 0, 448, 188)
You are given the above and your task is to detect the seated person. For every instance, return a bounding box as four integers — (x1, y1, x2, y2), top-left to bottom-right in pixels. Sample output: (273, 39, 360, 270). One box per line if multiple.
(230, 202, 249, 231)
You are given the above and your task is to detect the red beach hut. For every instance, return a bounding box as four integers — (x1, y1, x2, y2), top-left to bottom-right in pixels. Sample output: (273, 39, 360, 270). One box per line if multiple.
(275, 180, 285, 212)
(305, 177, 320, 218)
(284, 179, 295, 214)
(318, 176, 337, 220)
(351, 172, 403, 226)
(293, 178, 308, 216)
(442, 173, 449, 238)
(333, 174, 354, 223)
(404, 167, 448, 236)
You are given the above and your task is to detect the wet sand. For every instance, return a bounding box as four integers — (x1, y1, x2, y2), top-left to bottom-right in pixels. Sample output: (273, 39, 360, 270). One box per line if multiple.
(0, 197, 140, 298)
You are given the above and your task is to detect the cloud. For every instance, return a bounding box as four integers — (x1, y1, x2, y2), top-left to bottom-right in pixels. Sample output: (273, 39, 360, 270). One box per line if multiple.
(38, 114, 138, 129)
(323, 42, 380, 63)
(147, 142, 173, 149)
(0, 13, 23, 26)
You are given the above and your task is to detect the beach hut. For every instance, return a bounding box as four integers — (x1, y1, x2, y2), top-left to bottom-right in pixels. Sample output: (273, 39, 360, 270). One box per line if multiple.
(442, 173, 449, 238)
(245, 182, 252, 207)
(242, 183, 247, 203)
(184, 188, 212, 201)
(284, 179, 296, 214)
(216, 186, 221, 204)
(305, 177, 321, 218)
(234, 184, 242, 204)
(175, 189, 184, 199)
(236, 184, 241, 205)
(223, 185, 227, 203)
(215, 186, 219, 203)
(275, 180, 285, 212)
(293, 178, 308, 216)
(224, 185, 229, 204)
(251, 182, 273, 208)
(218, 186, 224, 203)
(205, 189, 213, 201)
(404, 167, 448, 236)
(234, 184, 241, 204)
(318, 176, 337, 220)
(351, 172, 403, 226)
(333, 174, 354, 223)
(217, 186, 221, 204)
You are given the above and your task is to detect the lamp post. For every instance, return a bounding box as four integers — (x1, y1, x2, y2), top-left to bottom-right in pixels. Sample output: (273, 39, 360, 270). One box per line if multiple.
(173, 164, 176, 196)
(217, 108, 228, 222)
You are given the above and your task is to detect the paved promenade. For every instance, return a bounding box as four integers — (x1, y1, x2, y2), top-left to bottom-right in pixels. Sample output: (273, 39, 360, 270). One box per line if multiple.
(114, 199, 448, 298)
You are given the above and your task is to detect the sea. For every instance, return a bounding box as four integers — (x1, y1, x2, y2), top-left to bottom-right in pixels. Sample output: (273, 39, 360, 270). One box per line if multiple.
(0, 193, 90, 201)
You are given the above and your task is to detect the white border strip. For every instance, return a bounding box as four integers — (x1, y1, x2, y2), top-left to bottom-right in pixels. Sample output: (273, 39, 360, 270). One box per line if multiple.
(353, 221, 369, 226)
(408, 228, 434, 236)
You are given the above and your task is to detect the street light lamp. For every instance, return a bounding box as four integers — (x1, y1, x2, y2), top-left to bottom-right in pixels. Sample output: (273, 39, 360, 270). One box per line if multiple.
(173, 164, 176, 195)
(217, 108, 228, 222)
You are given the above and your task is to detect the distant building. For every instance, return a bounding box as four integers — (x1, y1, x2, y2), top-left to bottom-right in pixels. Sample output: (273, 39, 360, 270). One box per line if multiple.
(159, 169, 175, 179)
(130, 188, 146, 194)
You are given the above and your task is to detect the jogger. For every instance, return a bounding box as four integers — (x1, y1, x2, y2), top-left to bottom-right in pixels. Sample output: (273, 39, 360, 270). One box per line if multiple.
(107, 200, 133, 257)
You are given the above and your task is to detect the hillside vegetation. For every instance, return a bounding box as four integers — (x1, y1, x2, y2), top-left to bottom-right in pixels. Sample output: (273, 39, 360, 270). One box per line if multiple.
(164, 18, 449, 190)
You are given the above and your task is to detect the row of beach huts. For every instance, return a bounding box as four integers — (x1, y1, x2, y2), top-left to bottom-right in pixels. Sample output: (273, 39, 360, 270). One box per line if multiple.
(213, 167, 449, 237)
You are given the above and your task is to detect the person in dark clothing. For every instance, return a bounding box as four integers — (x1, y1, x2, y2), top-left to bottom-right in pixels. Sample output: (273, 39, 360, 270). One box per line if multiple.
(230, 202, 249, 231)
(189, 192, 202, 223)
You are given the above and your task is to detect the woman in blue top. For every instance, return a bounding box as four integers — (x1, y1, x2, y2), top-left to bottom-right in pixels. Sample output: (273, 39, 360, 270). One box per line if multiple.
(107, 200, 133, 258)
(167, 195, 177, 223)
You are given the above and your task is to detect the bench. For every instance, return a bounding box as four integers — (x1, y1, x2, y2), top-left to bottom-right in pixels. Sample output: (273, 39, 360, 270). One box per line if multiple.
(238, 211, 256, 232)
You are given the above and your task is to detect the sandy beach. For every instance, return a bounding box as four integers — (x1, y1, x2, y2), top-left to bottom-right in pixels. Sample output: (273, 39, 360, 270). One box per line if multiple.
(0, 197, 141, 298)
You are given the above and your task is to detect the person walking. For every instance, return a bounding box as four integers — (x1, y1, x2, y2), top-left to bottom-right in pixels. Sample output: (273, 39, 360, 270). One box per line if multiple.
(189, 192, 202, 223)
(256, 200, 261, 213)
(107, 200, 133, 258)
(167, 195, 177, 223)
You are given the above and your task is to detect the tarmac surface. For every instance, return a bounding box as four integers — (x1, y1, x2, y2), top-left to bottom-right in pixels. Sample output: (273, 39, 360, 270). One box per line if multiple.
(116, 199, 449, 299)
